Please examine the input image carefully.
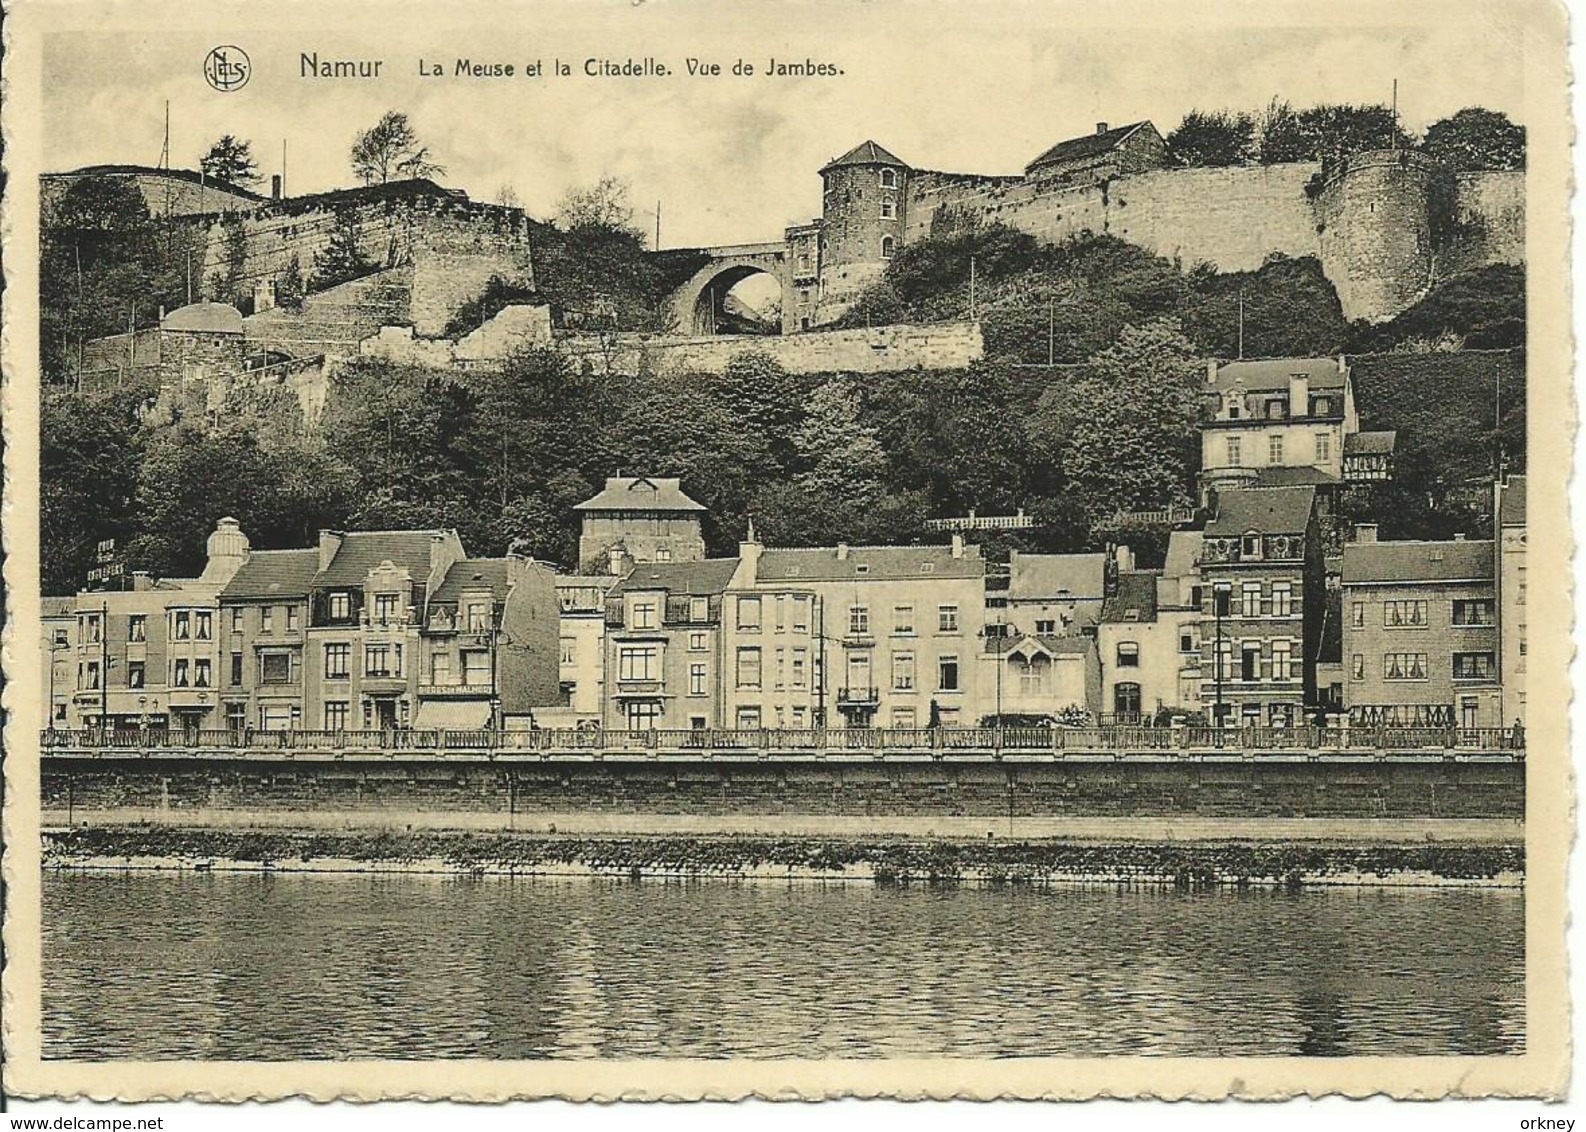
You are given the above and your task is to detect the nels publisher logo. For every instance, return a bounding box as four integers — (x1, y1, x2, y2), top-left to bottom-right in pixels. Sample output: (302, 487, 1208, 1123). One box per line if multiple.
(204, 45, 251, 91)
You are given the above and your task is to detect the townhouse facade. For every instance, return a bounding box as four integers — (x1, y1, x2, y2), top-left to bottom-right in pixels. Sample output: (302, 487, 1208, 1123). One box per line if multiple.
(1196, 486, 1324, 729)
(724, 539, 823, 730)
(551, 575, 619, 726)
(218, 547, 318, 731)
(1341, 532, 1501, 728)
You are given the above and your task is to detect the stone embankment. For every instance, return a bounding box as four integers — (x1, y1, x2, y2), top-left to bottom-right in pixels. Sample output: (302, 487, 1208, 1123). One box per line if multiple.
(43, 827, 1524, 889)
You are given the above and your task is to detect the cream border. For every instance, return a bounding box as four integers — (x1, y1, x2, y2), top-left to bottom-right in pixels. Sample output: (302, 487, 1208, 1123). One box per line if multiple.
(1, 0, 1572, 1101)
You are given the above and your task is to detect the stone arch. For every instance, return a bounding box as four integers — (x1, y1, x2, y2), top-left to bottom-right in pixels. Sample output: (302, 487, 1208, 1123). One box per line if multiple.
(667, 245, 792, 335)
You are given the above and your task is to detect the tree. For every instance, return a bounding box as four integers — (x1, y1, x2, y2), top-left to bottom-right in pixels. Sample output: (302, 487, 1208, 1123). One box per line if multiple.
(1258, 100, 1412, 164)
(199, 135, 260, 187)
(1167, 110, 1256, 167)
(350, 111, 446, 185)
(555, 175, 642, 238)
(310, 207, 376, 291)
(1423, 108, 1526, 171)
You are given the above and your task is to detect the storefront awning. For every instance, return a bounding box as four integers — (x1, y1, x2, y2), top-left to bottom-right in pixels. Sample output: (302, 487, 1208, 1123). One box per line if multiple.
(412, 700, 492, 730)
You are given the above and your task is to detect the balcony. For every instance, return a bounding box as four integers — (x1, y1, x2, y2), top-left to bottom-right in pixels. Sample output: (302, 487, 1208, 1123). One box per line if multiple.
(361, 675, 409, 695)
(615, 678, 665, 697)
(836, 686, 881, 707)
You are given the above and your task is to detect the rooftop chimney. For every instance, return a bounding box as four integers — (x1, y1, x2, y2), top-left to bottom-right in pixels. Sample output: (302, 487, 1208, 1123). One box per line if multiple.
(1096, 121, 1109, 135)
(1355, 523, 1379, 545)
(271, 174, 282, 200)
(1288, 371, 1310, 418)
(1115, 543, 1134, 573)
(318, 529, 344, 573)
(1207, 359, 1220, 385)
(131, 570, 154, 592)
(951, 534, 965, 559)
(738, 519, 763, 585)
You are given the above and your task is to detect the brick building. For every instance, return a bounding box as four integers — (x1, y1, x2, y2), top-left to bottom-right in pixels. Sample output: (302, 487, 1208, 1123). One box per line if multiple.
(1342, 533, 1500, 728)
(575, 476, 708, 575)
(1196, 487, 1324, 728)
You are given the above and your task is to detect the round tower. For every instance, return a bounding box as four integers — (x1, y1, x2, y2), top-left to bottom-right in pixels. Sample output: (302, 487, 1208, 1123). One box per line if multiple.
(1314, 149, 1437, 324)
(816, 140, 910, 319)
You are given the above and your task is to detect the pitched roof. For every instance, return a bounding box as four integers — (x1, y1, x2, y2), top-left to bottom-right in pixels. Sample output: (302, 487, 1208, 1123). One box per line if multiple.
(1007, 552, 1107, 601)
(987, 633, 1094, 658)
(759, 544, 984, 581)
(1499, 475, 1526, 527)
(313, 531, 449, 588)
(1204, 486, 1317, 537)
(555, 574, 619, 590)
(432, 558, 510, 604)
(1210, 358, 1348, 393)
(1254, 465, 1341, 488)
(45, 165, 267, 201)
(821, 140, 908, 172)
(1163, 530, 1204, 581)
(1345, 430, 1397, 456)
(610, 558, 740, 596)
(1101, 571, 1161, 623)
(221, 549, 319, 601)
(162, 302, 244, 335)
(573, 476, 706, 513)
(1026, 121, 1154, 172)
(1343, 540, 1495, 585)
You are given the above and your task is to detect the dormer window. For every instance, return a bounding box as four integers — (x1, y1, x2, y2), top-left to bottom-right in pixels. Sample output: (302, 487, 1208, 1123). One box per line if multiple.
(1227, 404, 1242, 420)
(855, 564, 871, 575)
(1266, 399, 1286, 420)
(1241, 533, 1263, 560)
(1314, 397, 1332, 416)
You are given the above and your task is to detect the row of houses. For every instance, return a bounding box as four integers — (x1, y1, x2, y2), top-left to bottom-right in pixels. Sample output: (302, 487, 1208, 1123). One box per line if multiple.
(42, 469, 1528, 736)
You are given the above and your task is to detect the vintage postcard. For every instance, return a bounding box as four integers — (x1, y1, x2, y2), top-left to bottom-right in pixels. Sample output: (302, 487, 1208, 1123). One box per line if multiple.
(0, 0, 1573, 1104)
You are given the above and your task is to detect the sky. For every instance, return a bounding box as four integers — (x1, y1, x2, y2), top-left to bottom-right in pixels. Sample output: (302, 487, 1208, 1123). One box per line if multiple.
(37, 0, 1529, 249)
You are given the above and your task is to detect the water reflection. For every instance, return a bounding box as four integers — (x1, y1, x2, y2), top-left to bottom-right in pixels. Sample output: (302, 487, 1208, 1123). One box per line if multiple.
(42, 873, 1524, 1060)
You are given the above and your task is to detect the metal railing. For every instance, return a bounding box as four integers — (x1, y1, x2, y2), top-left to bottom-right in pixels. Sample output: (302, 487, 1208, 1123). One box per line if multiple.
(38, 724, 1524, 760)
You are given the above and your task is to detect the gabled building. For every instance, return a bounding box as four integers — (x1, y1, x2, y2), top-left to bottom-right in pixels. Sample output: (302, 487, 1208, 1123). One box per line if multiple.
(979, 634, 1098, 724)
(1196, 486, 1324, 728)
(1097, 570, 1201, 723)
(1024, 120, 1168, 182)
(574, 476, 708, 575)
(1342, 531, 1500, 728)
(999, 551, 1110, 637)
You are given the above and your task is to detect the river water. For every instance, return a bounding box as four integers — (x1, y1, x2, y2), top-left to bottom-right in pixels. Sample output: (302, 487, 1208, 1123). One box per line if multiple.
(42, 872, 1523, 1060)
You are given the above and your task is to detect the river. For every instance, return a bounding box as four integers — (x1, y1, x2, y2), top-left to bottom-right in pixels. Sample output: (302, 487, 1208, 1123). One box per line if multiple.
(42, 872, 1524, 1059)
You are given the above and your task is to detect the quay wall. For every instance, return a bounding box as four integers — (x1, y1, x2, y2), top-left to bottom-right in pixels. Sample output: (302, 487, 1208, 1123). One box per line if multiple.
(42, 757, 1524, 822)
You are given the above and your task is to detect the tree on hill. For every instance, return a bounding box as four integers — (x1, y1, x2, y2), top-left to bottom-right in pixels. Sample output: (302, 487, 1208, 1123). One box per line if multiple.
(556, 175, 644, 239)
(310, 207, 377, 291)
(1423, 108, 1526, 171)
(1167, 110, 1256, 167)
(199, 135, 260, 187)
(1258, 99, 1412, 163)
(1179, 254, 1348, 358)
(1348, 264, 1524, 352)
(350, 111, 446, 184)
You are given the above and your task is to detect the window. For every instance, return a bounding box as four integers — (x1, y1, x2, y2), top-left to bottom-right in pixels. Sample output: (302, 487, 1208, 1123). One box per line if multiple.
(195, 611, 213, 640)
(892, 652, 916, 691)
(194, 659, 211, 687)
(892, 706, 916, 729)
(879, 168, 897, 189)
(324, 643, 350, 679)
(261, 651, 293, 684)
(286, 606, 299, 631)
(559, 637, 576, 666)
(229, 652, 243, 686)
(1018, 661, 1043, 695)
(174, 611, 191, 640)
(1351, 602, 1364, 628)
(1453, 599, 1495, 626)
(791, 648, 808, 688)
(461, 650, 490, 685)
(1351, 654, 1365, 681)
(1314, 397, 1332, 416)
(328, 593, 351, 620)
(230, 608, 244, 634)
(128, 614, 147, 642)
(1271, 640, 1292, 682)
(84, 661, 100, 690)
(632, 600, 658, 630)
(1035, 619, 1057, 635)
(938, 605, 959, 633)
(1518, 566, 1526, 604)
(1226, 437, 1242, 466)
(173, 658, 190, 687)
(1268, 435, 1285, 465)
(365, 644, 394, 678)
(1383, 652, 1428, 681)
(1271, 582, 1293, 618)
(892, 605, 915, 635)
(938, 655, 960, 691)
(881, 235, 895, 259)
(465, 602, 490, 632)
(690, 596, 709, 622)
(1115, 642, 1140, 668)
(261, 606, 275, 634)
(1241, 534, 1262, 559)
(849, 605, 870, 635)
(689, 663, 708, 696)
(53, 627, 69, 646)
(324, 702, 349, 731)
(1315, 433, 1331, 463)
(1215, 641, 1233, 682)
(625, 701, 663, 730)
(1384, 600, 1428, 628)
(737, 597, 762, 631)
(791, 597, 810, 632)
(736, 647, 762, 689)
(128, 660, 146, 689)
(1242, 582, 1262, 618)
(1240, 643, 1261, 682)
(1453, 652, 1497, 680)
(1179, 674, 1199, 704)
(1113, 682, 1142, 717)
(689, 631, 708, 652)
(880, 199, 897, 219)
(654, 547, 672, 562)
(431, 653, 452, 684)
(618, 646, 659, 681)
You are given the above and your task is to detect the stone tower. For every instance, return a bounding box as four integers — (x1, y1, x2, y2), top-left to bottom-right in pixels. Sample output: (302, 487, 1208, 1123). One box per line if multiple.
(816, 140, 910, 322)
(1314, 149, 1437, 324)
(573, 476, 708, 575)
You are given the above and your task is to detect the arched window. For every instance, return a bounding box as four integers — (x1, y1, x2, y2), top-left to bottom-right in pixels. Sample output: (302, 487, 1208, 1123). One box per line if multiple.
(879, 168, 898, 189)
(880, 235, 896, 259)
